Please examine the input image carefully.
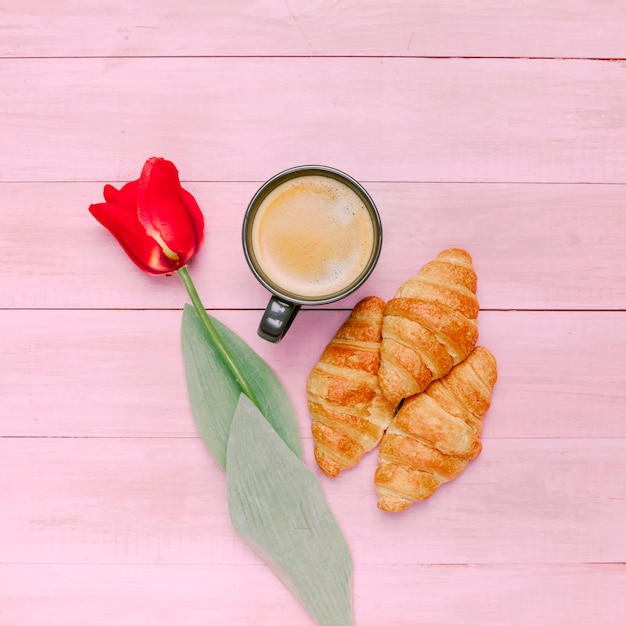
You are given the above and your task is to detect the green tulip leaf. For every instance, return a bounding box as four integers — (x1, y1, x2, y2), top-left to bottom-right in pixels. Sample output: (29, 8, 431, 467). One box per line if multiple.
(227, 393, 354, 626)
(180, 304, 303, 468)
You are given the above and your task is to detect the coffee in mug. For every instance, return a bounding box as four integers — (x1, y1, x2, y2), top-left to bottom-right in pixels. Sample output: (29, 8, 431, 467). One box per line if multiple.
(243, 166, 382, 342)
(250, 174, 375, 300)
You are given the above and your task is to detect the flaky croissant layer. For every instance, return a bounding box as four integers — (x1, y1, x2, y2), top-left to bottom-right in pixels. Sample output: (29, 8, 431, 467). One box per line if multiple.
(379, 248, 480, 408)
(375, 346, 498, 513)
(306, 296, 396, 477)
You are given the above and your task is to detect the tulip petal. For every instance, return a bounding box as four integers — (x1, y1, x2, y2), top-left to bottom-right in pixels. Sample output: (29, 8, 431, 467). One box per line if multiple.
(137, 158, 201, 262)
(180, 187, 205, 248)
(89, 201, 177, 275)
(104, 180, 139, 212)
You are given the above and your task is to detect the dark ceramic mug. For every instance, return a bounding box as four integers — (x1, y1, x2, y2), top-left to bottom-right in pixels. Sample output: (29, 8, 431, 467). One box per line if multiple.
(242, 165, 382, 342)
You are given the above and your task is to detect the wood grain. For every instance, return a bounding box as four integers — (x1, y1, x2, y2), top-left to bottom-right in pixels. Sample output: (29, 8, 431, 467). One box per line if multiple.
(2, 58, 626, 184)
(2, 309, 626, 439)
(1, 437, 623, 566)
(2, 0, 626, 59)
(1, 563, 623, 626)
(2, 182, 625, 310)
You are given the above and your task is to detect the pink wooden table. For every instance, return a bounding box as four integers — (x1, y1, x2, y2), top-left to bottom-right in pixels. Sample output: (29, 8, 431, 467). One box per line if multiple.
(1, 2, 625, 624)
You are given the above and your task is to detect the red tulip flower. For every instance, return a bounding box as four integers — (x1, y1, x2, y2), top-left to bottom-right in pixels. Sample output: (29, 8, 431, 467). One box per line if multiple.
(89, 157, 204, 274)
(89, 156, 257, 403)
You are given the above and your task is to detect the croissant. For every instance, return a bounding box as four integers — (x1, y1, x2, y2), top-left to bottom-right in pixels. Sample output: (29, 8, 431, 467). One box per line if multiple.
(379, 248, 480, 407)
(375, 346, 497, 512)
(306, 296, 396, 477)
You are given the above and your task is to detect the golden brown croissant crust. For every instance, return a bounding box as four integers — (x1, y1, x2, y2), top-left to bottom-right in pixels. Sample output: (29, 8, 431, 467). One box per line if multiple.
(306, 296, 396, 477)
(375, 346, 498, 513)
(379, 248, 480, 407)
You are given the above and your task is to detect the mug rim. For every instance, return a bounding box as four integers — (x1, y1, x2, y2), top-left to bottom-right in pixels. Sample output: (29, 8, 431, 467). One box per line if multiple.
(242, 164, 383, 306)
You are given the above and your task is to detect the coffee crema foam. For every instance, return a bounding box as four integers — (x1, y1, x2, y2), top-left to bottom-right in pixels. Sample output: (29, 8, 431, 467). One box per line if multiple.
(250, 175, 375, 299)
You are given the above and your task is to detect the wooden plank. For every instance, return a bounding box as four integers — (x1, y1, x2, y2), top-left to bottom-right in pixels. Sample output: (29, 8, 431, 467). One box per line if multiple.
(2, 58, 626, 184)
(1, 437, 623, 566)
(2, 182, 625, 310)
(0, 563, 623, 626)
(2, 1, 626, 59)
(2, 309, 626, 439)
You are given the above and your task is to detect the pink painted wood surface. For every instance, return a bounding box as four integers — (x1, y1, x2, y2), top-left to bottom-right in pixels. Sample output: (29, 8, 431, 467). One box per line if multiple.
(2, 58, 626, 184)
(2, 182, 626, 310)
(2, 436, 624, 566)
(2, 310, 626, 440)
(2, 564, 622, 626)
(2, 0, 626, 59)
(1, 1, 625, 625)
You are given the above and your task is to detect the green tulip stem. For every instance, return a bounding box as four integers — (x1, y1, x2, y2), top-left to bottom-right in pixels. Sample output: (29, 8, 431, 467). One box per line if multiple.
(177, 266, 259, 408)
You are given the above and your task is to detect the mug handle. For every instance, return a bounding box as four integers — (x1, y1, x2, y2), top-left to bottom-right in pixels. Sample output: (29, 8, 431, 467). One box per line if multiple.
(258, 296, 300, 343)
